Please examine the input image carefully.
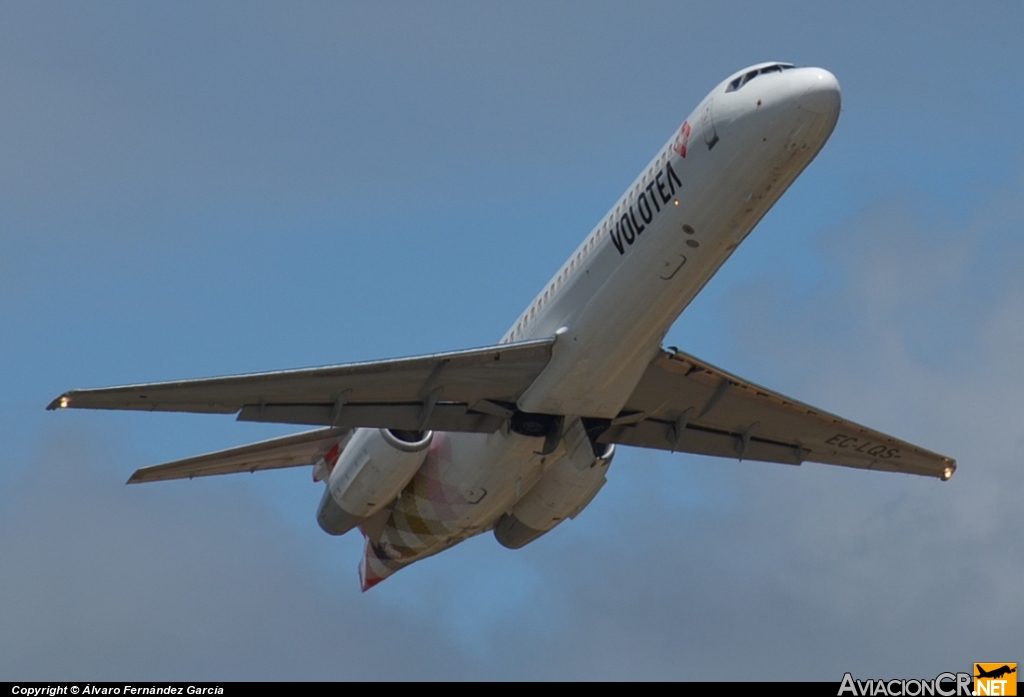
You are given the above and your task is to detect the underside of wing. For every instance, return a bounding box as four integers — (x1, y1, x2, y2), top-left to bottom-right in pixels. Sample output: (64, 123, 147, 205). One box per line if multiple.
(49, 338, 555, 434)
(127, 427, 349, 484)
(601, 349, 956, 480)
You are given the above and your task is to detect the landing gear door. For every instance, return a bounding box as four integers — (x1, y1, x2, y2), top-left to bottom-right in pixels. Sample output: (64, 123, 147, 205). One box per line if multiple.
(701, 99, 719, 150)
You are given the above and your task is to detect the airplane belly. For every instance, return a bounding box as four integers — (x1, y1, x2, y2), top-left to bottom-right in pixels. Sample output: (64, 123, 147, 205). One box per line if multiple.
(517, 185, 751, 415)
(518, 101, 836, 419)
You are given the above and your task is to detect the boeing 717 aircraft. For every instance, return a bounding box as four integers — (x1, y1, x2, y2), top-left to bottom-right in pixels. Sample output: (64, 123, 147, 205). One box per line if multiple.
(49, 63, 956, 590)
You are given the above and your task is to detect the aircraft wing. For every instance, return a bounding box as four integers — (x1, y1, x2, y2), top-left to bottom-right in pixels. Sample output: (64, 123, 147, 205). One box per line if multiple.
(49, 338, 555, 434)
(127, 427, 349, 484)
(601, 349, 956, 480)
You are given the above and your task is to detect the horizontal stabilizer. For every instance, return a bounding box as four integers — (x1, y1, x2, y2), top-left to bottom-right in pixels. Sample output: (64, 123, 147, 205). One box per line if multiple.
(127, 427, 349, 484)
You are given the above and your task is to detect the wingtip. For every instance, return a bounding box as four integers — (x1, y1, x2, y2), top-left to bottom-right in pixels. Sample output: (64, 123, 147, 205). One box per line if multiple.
(46, 393, 70, 411)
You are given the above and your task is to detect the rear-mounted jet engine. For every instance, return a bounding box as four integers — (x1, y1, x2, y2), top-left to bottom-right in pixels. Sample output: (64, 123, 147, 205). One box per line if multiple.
(495, 418, 616, 549)
(317, 427, 433, 536)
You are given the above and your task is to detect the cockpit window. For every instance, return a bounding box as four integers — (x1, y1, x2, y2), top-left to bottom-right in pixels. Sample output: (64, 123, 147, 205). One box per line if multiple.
(726, 63, 796, 92)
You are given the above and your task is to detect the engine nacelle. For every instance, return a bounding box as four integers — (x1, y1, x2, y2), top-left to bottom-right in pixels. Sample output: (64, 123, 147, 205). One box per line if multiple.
(494, 439, 615, 550)
(317, 428, 432, 536)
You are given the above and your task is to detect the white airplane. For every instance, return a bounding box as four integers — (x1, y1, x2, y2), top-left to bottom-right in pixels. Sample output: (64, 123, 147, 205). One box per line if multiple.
(50, 63, 956, 590)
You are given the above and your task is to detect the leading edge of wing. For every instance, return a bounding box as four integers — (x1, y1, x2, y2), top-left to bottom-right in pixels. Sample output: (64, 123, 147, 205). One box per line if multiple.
(607, 348, 957, 480)
(127, 426, 349, 484)
(47, 337, 556, 420)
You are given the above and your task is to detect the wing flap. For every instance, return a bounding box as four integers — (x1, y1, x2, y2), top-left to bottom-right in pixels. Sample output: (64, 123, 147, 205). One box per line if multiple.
(607, 419, 805, 465)
(235, 402, 503, 431)
(604, 349, 956, 479)
(127, 427, 349, 484)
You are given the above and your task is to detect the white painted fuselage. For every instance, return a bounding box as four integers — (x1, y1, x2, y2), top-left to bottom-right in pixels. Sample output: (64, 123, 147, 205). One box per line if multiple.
(357, 64, 842, 587)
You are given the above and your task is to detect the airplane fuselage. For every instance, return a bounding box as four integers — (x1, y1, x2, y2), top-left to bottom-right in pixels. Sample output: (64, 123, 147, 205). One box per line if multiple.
(47, 61, 956, 590)
(354, 64, 842, 587)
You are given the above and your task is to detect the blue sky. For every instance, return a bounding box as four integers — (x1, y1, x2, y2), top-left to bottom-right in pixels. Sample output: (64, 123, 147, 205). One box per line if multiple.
(2, 2, 1022, 680)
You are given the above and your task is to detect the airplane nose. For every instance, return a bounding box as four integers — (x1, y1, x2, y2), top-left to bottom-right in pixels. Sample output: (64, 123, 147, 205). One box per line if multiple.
(797, 69, 841, 115)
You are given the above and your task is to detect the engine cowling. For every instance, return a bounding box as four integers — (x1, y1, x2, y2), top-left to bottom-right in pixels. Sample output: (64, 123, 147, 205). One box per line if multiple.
(316, 428, 432, 536)
(494, 429, 615, 550)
